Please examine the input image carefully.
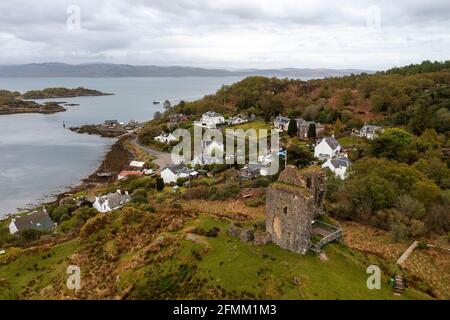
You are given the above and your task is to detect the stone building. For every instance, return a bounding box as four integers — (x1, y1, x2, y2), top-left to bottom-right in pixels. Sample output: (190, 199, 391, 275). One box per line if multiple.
(266, 166, 326, 254)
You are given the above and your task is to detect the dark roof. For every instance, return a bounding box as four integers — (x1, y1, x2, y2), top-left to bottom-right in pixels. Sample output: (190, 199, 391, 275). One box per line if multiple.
(98, 192, 131, 209)
(204, 111, 222, 117)
(361, 124, 382, 133)
(13, 209, 55, 232)
(164, 163, 191, 175)
(323, 137, 341, 150)
(246, 163, 264, 172)
(330, 157, 351, 168)
(275, 116, 290, 124)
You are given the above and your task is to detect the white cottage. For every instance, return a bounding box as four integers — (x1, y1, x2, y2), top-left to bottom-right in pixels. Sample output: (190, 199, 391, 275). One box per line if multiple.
(322, 156, 351, 180)
(161, 164, 198, 184)
(227, 116, 247, 125)
(314, 137, 342, 160)
(273, 116, 290, 131)
(358, 124, 383, 140)
(93, 190, 131, 213)
(9, 208, 55, 235)
(154, 132, 178, 144)
(201, 111, 225, 128)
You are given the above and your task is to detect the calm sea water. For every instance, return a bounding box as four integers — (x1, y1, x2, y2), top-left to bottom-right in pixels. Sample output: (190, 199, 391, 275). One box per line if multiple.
(0, 77, 243, 217)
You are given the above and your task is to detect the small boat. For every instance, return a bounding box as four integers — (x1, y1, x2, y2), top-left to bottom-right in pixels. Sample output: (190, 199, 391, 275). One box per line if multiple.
(153, 101, 161, 105)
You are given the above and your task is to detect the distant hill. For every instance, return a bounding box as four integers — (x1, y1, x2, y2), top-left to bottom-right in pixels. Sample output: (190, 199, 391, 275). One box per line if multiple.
(0, 62, 372, 78)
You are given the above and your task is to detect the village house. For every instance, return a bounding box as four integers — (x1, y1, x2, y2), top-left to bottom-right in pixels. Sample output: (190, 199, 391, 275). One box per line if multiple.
(227, 116, 247, 125)
(124, 120, 142, 130)
(322, 156, 351, 180)
(9, 208, 55, 235)
(314, 136, 342, 160)
(129, 161, 146, 171)
(194, 111, 225, 129)
(273, 115, 290, 131)
(192, 139, 225, 165)
(295, 118, 325, 139)
(356, 124, 383, 140)
(104, 120, 119, 128)
(238, 163, 271, 179)
(266, 166, 341, 254)
(169, 113, 189, 123)
(118, 170, 144, 181)
(161, 163, 198, 184)
(154, 132, 178, 144)
(93, 190, 131, 213)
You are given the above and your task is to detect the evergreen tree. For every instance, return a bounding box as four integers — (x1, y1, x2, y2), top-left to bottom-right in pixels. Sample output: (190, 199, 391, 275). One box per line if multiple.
(287, 119, 298, 136)
(156, 177, 165, 191)
(308, 122, 316, 139)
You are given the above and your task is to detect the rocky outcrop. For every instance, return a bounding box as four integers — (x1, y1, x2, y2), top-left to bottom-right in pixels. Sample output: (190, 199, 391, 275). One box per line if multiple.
(253, 232, 272, 246)
(22, 87, 113, 99)
(70, 125, 127, 138)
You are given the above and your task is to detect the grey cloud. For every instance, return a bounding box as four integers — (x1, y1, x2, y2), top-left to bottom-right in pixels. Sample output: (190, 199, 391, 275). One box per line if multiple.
(0, 0, 449, 69)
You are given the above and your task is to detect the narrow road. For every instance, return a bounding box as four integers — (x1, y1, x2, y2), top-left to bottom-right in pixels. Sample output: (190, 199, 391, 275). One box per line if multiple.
(129, 136, 180, 172)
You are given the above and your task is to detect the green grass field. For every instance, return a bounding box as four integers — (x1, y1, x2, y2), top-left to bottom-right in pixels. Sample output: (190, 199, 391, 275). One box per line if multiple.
(0, 214, 431, 300)
(0, 240, 81, 299)
(175, 215, 430, 300)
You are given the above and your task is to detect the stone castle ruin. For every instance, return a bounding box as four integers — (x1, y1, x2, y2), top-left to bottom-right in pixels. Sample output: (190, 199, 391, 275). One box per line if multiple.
(266, 166, 329, 254)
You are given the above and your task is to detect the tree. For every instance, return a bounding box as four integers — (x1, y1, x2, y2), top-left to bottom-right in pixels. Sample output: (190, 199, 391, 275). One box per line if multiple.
(155, 177, 165, 191)
(163, 100, 172, 111)
(308, 123, 316, 139)
(287, 119, 298, 137)
(334, 119, 345, 137)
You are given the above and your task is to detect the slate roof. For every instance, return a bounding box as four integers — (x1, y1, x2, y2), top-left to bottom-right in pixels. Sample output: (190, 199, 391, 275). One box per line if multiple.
(275, 116, 290, 124)
(13, 209, 55, 232)
(164, 163, 192, 175)
(322, 137, 341, 150)
(204, 111, 222, 117)
(361, 124, 382, 134)
(98, 192, 131, 209)
(330, 157, 351, 168)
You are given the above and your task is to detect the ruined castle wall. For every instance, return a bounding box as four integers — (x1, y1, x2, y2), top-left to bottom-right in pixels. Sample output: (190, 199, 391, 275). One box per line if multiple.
(266, 186, 316, 254)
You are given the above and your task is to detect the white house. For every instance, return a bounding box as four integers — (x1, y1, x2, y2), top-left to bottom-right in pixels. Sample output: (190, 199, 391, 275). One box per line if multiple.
(202, 111, 225, 127)
(357, 124, 383, 140)
(93, 190, 131, 213)
(227, 116, 247, 125)
(314, 137, 342, 160)
(192, 140, 225, 165)
(130, 161, 145, 169)
(161, 164, 198, 184)
(273, 116, 290, 131)
(322, 156, 351, 180)
(154, 132, 178, 144)
(9, 208, 55, 235)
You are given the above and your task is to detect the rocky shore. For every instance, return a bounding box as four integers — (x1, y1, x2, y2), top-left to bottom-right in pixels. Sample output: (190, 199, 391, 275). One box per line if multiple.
(69, 124, 128, 138)
(0, 101, 65, 115)
(55, 135, 133, 201)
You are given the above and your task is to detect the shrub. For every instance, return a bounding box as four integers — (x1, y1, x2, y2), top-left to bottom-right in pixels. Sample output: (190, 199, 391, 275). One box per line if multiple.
(390, 222, 408, 242)
(156, 177, 165, 191)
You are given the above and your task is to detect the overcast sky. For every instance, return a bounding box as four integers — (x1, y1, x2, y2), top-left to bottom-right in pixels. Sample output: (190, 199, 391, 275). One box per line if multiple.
(0, 0, 449, 70)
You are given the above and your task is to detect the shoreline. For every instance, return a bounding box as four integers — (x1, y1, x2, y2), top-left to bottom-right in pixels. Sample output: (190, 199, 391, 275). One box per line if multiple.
(54, 134, 134, 203)
(0, 134, 134, 220)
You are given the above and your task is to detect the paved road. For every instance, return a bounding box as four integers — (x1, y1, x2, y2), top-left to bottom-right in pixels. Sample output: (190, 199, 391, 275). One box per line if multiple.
(129, 136, 179, 172)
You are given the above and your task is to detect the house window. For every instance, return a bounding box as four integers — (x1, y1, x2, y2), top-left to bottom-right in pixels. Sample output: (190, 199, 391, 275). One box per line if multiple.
(283, 206, 288, 215)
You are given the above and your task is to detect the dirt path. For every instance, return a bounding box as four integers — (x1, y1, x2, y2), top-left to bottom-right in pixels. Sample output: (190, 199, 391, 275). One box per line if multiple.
(396, 241, 419, 266)
(129, 136, 180, 172)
